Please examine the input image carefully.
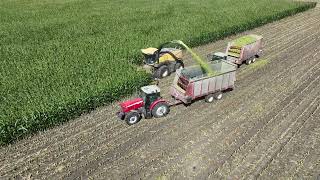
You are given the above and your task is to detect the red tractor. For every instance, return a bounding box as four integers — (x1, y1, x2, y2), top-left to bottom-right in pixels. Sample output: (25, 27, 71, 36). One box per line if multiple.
(117, 85, 170, 125)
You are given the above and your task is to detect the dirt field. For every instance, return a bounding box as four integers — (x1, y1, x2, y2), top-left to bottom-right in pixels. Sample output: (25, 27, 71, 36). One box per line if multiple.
(1, 2, 320, 179)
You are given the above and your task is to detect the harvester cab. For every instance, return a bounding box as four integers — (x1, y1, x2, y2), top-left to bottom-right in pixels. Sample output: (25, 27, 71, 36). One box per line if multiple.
(117, 85, 170, 125)
(141, 42, 184, 79)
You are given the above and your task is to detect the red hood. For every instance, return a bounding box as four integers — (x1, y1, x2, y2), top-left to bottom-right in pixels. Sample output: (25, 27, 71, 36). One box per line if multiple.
(120, 98, 144, 113)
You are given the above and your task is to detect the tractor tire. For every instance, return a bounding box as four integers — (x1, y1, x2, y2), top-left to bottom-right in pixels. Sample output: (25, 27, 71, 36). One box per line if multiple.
(155, 65, 170, 79)
(214, 92, 223, 100)
(152, 102, 170, 118)
(205, 94, 215, 103)
(125, 112, 141, 125)
(174, 61, 184, 71)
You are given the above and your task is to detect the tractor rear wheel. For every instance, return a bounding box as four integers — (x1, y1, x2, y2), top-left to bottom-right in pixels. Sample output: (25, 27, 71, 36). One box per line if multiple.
(152, 102, 170, 118)
(155, 65, 170, 79)
(125, 112, 141, 125)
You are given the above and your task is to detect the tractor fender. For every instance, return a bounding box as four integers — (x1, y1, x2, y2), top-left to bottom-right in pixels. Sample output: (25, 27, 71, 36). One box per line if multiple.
(150, 99, 168, 110)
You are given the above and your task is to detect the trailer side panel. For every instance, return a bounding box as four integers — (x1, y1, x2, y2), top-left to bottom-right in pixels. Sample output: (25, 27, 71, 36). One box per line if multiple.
(194, 81, 202, 97)
(215, 75, 223, 91)
(201, 78, 210, 95)
(209, 77, 216, 92)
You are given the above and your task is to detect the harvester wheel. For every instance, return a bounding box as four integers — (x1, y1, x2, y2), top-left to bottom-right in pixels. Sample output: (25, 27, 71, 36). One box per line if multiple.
(155, 65, 170, 79)
(214, 92, 223, 100)
(152, 102, 170, 118)
(174, 61, 184, 71)
(125, 112, 141, 125)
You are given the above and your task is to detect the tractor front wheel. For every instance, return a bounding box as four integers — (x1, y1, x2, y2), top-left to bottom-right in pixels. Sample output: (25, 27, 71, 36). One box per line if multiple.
(152, 102, 170, 118)
(125, 112, 141, 125)
(155, 65, 170, 79)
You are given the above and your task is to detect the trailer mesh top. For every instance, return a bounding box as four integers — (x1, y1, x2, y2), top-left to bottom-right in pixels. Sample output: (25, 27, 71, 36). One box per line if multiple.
(180, 60, 236, 81)
(232, 34, 262, 47)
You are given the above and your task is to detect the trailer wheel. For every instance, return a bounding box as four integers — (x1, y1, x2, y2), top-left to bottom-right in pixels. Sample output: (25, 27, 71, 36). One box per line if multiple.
(246, 59, 252, 65)
(252, 57, 256, 63)
(125, 112, 141, 125)
(155, 65, 170, 79)
(152, 102, 170, 118)
(205, 94, 215, 103)
(174, 61, 184, 71)
(214, 92, 223, 100)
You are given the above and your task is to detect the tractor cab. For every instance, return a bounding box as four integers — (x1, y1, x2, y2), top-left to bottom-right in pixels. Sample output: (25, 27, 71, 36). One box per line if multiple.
(139, 85, 161, 110)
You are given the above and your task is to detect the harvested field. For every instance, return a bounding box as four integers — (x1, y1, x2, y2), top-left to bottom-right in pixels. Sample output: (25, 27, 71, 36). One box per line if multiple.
(0, 2, 320, 179)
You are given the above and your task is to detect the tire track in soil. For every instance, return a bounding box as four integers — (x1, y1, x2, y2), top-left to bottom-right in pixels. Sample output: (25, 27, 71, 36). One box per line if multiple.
(259, 105, 320, 179)
(250, 97, 320, 179)
(1, 5, 320, 179)
(63, 25, 320, 179)
(213, 76, 320, 179)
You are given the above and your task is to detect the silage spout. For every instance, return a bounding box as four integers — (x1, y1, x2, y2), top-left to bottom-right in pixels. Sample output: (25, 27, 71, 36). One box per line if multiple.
(170, 40, 215, 76)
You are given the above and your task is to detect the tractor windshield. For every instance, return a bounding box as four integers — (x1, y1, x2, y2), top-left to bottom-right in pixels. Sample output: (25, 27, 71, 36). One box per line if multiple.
(139, 91, 147, 102)
(139, 91, 160, 108)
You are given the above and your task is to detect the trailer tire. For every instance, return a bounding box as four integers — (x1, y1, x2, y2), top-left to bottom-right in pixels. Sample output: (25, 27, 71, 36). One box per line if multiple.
(155, 65, 170, 79)
(174, 61, 184, 71)
(252, 57, 256, 63)
(152, 102, 170, 118)
(246, 59, 252, 65)
(214, 92, 223, 100)
(205, 94, 215, 103)
(125, 112, 141, 125)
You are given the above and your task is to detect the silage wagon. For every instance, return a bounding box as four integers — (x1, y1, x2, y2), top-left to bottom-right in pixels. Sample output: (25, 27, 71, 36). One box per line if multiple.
(170, 60, 237, 104)
(210, 34, 263, 66)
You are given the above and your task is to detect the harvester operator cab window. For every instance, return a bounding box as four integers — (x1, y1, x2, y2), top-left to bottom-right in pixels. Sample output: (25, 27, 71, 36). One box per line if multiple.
(141, 48, 159, 65)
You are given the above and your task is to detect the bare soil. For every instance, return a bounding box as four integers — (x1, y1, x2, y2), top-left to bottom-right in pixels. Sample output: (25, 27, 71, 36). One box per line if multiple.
(1, 3, 320, 179)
